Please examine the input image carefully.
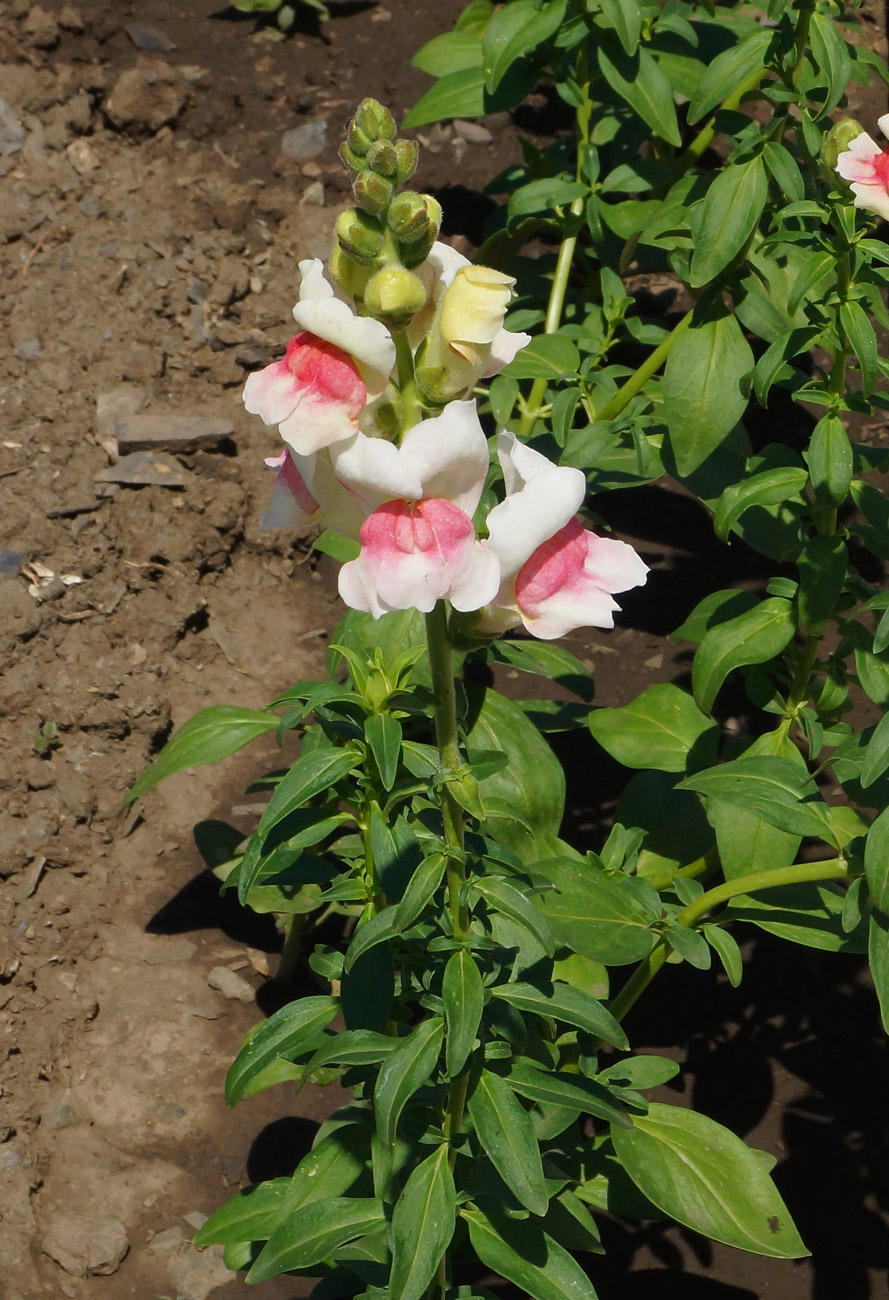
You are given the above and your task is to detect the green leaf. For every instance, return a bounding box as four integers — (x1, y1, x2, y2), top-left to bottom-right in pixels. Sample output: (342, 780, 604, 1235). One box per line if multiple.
(365, 713, 402, 792)
(247, 1197, 386, 1282)
(193, 1180, 287, 1247)
(724, 882, 865, 954)
(463, 1205, 599, 1300)
(489, 639, 593, 701)
(596, 0, 641, 56)
(443, 950, 485, 1077)
(673, 588, 759, 644)
(473, 875, 555, 955)
(865, 805, 889, 912)
(687, 28, 772, 123)
(467, 1069, 549, 1214)
(506, 1060, 631, 1128)
(501, 333, 581, 380)
(226, 996, 338, 1106)
(589, 683, 718, 773)
(689, 157, 768, 288)
(807, 10, 852, 111)
(301, 1030, 399, 1082)
(598, 1054, 680, 1089)
(374, 1018, 444, 1149)
(390, 1146, 456, 1300)
(256, 748, 359, 847)
(691, 597, 796, 715)
(126, 706, 277, 803)
(598, 43, 681, 146)
(412, 29, 484, 76)
(868, 910, 889, 1034)
(403, 66, 485, 127)
(663, 311, 753, 477)
(762, 141, 804, 203)
(313, 528, 359, 562)
(283, 1124, 370, 1213)
(483, 0, 566, 93)
(703, 924, 743, 986)
(708, 730, 804, 881)
(508, 177, 588, 222)
(680, 756, 826, 838)
(612, 1104, 809, 1257)
(714, 466, 808, 542)
(862, 711, 889, 789)
(343, 909, 401, 974)
(797, 534, 846, 635)
(806, 415, 853, 509)
(534, 858, 658, 966)
(840, 299, 878, 396)
(492, 979, 628, 1049)
(394, 852, 447, 931)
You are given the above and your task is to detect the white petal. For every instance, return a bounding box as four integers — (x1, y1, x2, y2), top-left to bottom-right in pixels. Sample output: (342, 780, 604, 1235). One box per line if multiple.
(851, 181, 889, 222)
(449, 543, 502, 612)
(399, 400, 490, 515)
(878, 115, 889, 143)
(297, 257, 335, 301)
(278, 391, 359, 456)
(486, 465, 586, 578)
(292, 296, 396, 395)
(261, 475, 315, 531)
(243, 360, 299, 427)
(427, 241, 471, 289)
(484, 326, 532, 377)
(520, 588, 620, 640)
(496, 429, 559, 494)
(330, 431, 423, 501)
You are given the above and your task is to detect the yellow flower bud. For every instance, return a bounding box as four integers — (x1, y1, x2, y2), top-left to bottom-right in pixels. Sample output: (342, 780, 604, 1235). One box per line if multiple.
(824, 118, 866, 170)
(364, 265, 427, 329)
(439, 266, 516, 366)
(328, 243, 374, 301)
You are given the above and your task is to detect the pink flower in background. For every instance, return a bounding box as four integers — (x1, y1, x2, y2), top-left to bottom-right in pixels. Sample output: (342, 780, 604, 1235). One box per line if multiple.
(478, 432, 648, 640)
(835, 116, 889, 221)
(338, 401, 500, 617)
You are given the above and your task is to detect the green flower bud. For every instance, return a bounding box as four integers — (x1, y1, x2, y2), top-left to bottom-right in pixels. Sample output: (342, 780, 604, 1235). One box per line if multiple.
(398, 229, 438, 270)
(389, 192, 442, 243)
(352, 97, 396, 144)
(394, 138, 419, 183)
(335, 208, 384, 266)
(414, 362, 456, 404)
(353, 169, 394, 218)
(347, 120, 374, 158)
(824, 118, 866, 170)
(364, 265, 427, 329)
(340, 141, 366, 175)
(329, 243, 374, 301)
(366, 139, 398, 179)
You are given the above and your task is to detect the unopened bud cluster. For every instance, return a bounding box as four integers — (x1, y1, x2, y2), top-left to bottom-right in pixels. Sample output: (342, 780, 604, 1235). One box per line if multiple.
(332, 98, 441, 329)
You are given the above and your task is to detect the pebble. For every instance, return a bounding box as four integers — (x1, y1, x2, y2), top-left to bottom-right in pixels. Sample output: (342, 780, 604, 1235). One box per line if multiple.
(116, 413, 235, 456)
(0, 97, 25, 157)
(452, 118, 493, 144)
(39, 1088, 77, 1131)
(207, 966, 255, 1003)
(124, 21, 175, 52)
(279, 118, 328, 162)
(143, 937, 198, 965)
(58, 4, 83, 31)
(42, 1214, 130, 1277)
(19, 339, 41, 359)
(22, 5, 59, 48)
(66, 138, 99, 175)
(95, 384, 147, 439)
(300, 180, 325, 207)
(95, 451, 187, 489)
(0, 549, 27, 579)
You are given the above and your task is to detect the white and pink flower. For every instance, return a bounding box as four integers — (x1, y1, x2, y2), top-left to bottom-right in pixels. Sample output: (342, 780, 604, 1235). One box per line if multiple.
(337, 401, 501, 618)
(835, 115, 889, 221)
(244, 259, 397, 457)
(478, 432, 649, 640)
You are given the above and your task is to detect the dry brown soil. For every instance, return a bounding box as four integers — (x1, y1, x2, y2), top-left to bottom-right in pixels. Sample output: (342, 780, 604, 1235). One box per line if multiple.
(1, 1, 889, 1298)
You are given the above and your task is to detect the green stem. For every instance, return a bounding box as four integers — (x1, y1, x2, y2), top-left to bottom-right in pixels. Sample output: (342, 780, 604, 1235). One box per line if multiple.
(394, 329, 423, 432)
(790, 0, 816, 87)
(594, 308, 693, 422)
(674, 66, 770, 174)
(276, 913, 305, 985)
(779, 632, 820, 737)
(606, 857, 848, 1028)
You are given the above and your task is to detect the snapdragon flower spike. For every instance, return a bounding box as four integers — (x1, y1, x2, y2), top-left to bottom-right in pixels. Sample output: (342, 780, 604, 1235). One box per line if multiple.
(337, 400, 500, 617)
(479, 432, 648, 640)
(835, 115, 889, 221)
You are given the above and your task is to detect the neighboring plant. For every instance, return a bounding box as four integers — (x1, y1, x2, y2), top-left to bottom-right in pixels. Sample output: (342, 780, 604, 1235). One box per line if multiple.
(232, 0, 333, 37)
(128, 0, 889, 1286)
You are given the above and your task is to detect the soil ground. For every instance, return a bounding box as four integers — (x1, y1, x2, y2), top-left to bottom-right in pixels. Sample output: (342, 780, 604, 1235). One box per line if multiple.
(1, 1, 888, 1298)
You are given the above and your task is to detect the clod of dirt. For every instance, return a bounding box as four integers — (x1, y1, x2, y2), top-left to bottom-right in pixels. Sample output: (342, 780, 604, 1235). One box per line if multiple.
(95, 384, 147, 440)
(143, 937, 198, 965)
(103, 63, 187, 136)
(39, 1088, 77, 1131)
(22, 5, 59, 49)
(95, 451, 187, 488)
(207, 966, 255, 1003)
(57, 4, 83, 31)
(116, 413, 235, 456)
(280, 118, 328, 162)
(42, 1214, 130, 1277)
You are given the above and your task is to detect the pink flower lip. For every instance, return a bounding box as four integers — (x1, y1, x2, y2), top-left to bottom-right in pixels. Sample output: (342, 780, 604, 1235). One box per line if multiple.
(284, 332, 366, 417)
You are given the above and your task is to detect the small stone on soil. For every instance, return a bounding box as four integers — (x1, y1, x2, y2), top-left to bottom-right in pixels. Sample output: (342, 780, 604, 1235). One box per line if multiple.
(42, 1214, 130, 1277)
(0, 548, 28, 578)
(104, 64, 187, 136)
(22, 5, 60, 48)
(144, 937, 198, 965)
(452, 118, 493, 144)
(0, 97, 25, 157)
(40, 1088, 77, 1131)
(95, 451, 187, 489)
(207, 966, 255, 1003)
(280, 118, 328, 162)
(124, 21, 175, 52)
(95, 384, 147, 439)
(116, 413, 234, 455)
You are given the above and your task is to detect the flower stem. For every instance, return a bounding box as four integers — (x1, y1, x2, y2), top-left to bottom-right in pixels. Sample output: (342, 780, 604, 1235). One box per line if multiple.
(276, 913, 305, 985)
(394, 329, 423, 432)
(594, 307, 693, 423)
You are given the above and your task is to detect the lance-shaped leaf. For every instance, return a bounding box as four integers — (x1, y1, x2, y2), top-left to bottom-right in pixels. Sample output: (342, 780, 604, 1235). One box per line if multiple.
(247, 1197, 386, 1282)
(865, 805, 889, 913)
(863, 711, 889, 789)
(255, 749, 360, 855)
(193, 1179, 288, 1248)
(533, 859, 659, 967)
(691, 597, 796, 715)
(598, 42, 681, 146)
(612, 1104, 809, 1258)
(374, 1018, 444, 1149)
(589, 683, 718, 773)
(394, 852, 447, 932)
(689, 156, 768, 288)
(663, 311, 753, 477)
(463, 1204, 599, 1300)
(806, 415, 853, 509)
(492, 979, 628, 1049)
(714, 466, 808, 543)
(687, 27, 772, 123)
(506, 1060, 631, 1128)
(344, 910, 401, 974)
(365, 713, 402, 791)
(680, 756, 826, 838)
(389, 1146, 456, 1300)
(282, 1124, 371, 1214)
(126, 706, 277, 803)
(443, 949, 484, 1078)
(467, 1069, 549, 1214)
(869, 910, 889, 1034)
(473, 875, 555, 955)
(225, 996, 338, 1106)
